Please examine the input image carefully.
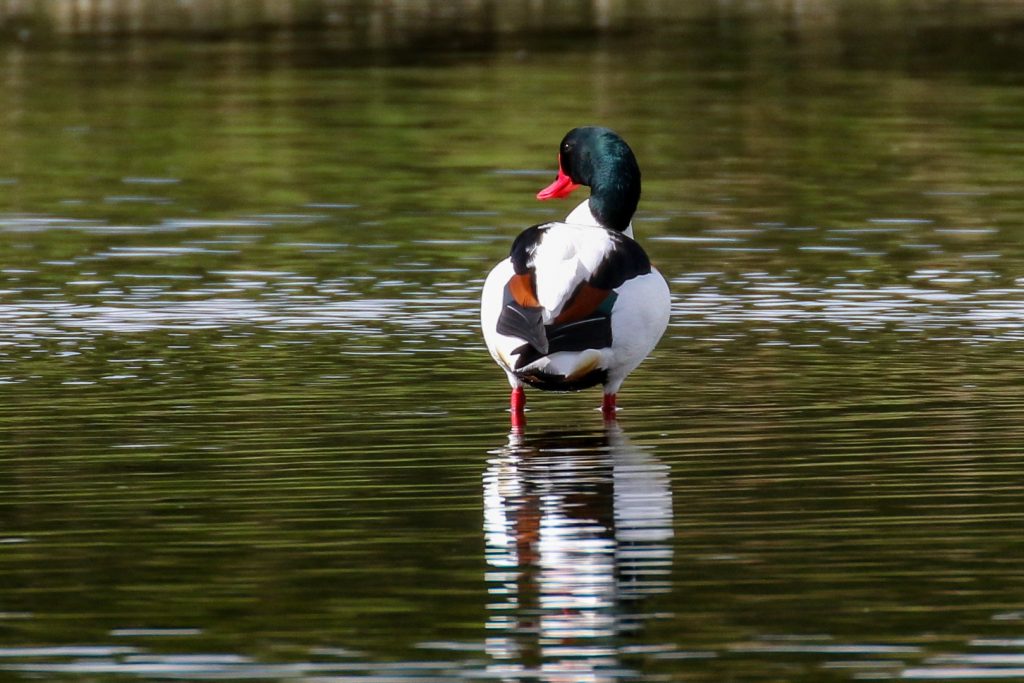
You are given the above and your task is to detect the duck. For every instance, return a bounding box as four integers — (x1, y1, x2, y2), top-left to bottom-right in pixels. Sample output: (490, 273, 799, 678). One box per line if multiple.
(481, 127, 670, 425)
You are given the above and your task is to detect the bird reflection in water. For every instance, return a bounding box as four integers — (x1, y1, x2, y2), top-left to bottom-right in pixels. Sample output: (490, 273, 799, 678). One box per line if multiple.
(483, 423, 674, 681)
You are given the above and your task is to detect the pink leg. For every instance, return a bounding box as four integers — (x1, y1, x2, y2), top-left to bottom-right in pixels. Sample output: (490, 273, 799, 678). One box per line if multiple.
(601, 393, 617, 419)
(510, 386, 526, 429)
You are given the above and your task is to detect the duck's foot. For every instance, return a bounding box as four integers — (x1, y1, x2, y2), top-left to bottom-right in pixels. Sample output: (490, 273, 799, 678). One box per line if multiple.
(510, 386, 526, 430)
(601, 393, 617, 420)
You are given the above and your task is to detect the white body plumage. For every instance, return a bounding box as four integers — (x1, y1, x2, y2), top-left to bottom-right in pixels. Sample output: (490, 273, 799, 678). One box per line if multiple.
(481, 199, 670, 396)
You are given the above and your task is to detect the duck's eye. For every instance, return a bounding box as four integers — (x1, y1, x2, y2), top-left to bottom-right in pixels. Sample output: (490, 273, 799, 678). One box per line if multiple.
(562, 142, 572, 154)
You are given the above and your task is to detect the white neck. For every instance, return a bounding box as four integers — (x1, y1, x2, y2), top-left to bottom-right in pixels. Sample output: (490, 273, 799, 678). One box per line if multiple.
(563, 198, 634, 238)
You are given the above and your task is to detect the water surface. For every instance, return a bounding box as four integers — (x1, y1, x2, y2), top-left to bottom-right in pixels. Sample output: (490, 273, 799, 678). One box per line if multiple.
(2, 3, 1024, 681)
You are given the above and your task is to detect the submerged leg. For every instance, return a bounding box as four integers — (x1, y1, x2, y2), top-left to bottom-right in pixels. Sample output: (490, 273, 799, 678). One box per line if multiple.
(510, 386, 526, 429)
(601, 392, 617, 419)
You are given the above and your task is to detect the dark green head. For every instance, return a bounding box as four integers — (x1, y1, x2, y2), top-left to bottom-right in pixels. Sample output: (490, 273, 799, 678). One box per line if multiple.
(536, 126, 641, 232)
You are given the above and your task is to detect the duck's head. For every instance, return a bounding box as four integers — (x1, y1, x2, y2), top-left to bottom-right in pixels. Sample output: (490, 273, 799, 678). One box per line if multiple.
(536, 126, 641, 232)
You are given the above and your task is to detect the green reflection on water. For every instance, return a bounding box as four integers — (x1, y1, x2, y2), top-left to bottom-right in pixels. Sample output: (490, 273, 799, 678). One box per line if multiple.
(2, 3, 1024, 682)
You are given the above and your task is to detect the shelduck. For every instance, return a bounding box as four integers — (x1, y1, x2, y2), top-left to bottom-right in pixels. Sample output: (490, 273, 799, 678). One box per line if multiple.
(481, 127, 670, 425)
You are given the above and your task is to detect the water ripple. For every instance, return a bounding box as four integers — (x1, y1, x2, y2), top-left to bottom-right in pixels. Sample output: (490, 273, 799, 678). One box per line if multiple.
(671, 276, 1024, 343)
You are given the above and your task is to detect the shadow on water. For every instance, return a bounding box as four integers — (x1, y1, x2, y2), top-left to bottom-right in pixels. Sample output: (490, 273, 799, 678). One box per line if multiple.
(483, 424, 673, 680)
